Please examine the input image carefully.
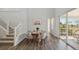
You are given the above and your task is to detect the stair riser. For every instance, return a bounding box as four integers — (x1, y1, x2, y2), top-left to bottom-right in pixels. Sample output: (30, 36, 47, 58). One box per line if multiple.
(0, 39, 13, 41)
(0, 40, 14, 43)
(0, 43, 13, 46)
(9, 33, 14, 34)
(6, 35, 14, 37)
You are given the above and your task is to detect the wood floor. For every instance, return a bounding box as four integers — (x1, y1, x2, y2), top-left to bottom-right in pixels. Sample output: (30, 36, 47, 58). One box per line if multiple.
(0, 34, 74, 50)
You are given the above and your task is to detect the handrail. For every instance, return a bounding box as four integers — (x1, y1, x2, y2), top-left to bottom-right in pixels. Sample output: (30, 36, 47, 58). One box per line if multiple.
(0, 19, 8, 34)
(14, 24, 22, 37)
(0, 25, 8, 32)
(7, 21, 9, 34)
(15, 24, 22, 30)
(14, 24, 23, 46)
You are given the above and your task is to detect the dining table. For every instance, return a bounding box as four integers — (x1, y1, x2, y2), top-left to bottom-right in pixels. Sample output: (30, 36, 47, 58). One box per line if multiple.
(31, 31, 42, 43)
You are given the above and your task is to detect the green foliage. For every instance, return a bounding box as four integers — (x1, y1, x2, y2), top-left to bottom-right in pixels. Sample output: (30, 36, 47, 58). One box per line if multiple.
(60, 24, 77, 35)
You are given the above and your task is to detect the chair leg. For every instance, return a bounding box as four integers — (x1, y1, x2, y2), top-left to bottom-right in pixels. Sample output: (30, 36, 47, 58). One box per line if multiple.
(42, 40, 45, 48)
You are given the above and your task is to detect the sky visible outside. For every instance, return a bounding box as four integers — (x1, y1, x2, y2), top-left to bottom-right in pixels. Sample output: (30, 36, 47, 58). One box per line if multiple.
(60, 16, 79, 25)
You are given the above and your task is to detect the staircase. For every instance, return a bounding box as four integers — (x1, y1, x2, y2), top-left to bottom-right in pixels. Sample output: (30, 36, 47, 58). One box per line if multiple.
(0, 19, 22, 46)
(0, 26, 14, 45)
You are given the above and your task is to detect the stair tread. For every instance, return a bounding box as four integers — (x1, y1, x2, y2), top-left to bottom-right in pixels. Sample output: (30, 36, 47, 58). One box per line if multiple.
(0, 37, 14, 40)
(0, 41, 13, 43)
(6, 35, 14, 37)
(7, 34, 14, 36)
(6, 33, 14, 35)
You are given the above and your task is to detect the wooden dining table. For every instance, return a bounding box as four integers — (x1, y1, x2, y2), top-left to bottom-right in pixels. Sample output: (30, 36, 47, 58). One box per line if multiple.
(31, 32, 39, 39)
(31, 31, 42, 43)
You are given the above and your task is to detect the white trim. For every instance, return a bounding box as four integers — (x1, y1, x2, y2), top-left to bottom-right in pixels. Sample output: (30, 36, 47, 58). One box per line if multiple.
(15, 24, 21, 30)
(14, 33, 27, 46)
(14, 24, 22, 46)
(0, 25, 7, 33)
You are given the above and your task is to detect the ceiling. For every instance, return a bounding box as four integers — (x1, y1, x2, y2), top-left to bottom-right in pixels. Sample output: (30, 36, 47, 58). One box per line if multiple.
(68, 9, 79, 17)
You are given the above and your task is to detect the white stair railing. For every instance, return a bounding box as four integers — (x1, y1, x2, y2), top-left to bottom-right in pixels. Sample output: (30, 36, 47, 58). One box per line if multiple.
(0, 19, 7, 29)
(14, 24, 22, 37)
(0, 19, 8, 34)
(14, 24, 23, 46)
(7, 20, 9, 34)
(0, 25, 8, 33)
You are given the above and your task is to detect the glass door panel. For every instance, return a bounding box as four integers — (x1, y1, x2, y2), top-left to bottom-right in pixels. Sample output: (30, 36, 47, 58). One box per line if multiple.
(68, 9, 79, 42)
(60, 14, 67, 40)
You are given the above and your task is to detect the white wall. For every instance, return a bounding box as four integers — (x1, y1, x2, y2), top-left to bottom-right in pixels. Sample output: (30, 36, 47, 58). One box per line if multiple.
(27, 8, 54, 32)
(0, 8, 27, 28)
(0, 8, 54, 33)
(0, 8, 28, 34)
(0, 26, 6, 38)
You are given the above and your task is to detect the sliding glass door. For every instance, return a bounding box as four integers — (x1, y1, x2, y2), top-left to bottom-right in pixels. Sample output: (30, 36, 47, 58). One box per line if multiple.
(60, 9, 79, 44)
(68, 9, 79, 42)
(60, 14, 67, 40)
